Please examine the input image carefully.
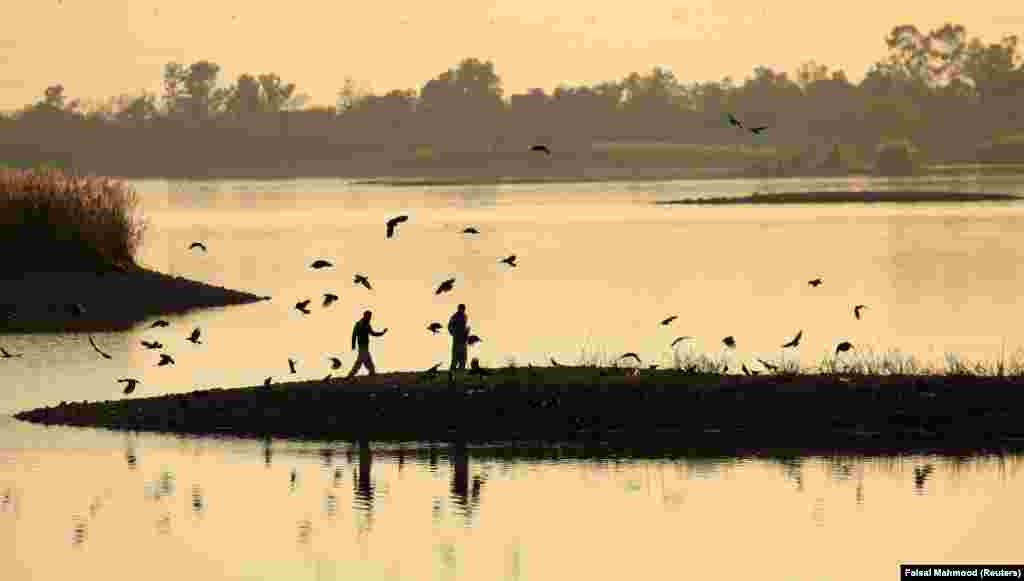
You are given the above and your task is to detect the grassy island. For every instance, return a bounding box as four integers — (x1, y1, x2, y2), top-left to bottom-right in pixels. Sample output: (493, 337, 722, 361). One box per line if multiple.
(0, 168, 269, 332)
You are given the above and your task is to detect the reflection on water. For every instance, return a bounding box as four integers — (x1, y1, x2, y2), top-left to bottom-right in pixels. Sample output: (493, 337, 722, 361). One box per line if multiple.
(1, 416, 1023, 580)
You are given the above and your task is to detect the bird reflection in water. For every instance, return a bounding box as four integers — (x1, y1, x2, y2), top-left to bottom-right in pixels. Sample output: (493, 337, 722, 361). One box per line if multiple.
(191, 485, 204, 515)
(779, 458, 804, 492)
(124, 436, 138, 470)
(290, 468, 298, 493)
(332, 467, 343, 488)
(913, 464, 935, 494)
(72, 516, 87, 547)
(262, 436, 273, 468)
(325, 492, 337, 519)
(297, 518, 313, 545)
(319, 447, 335, 468)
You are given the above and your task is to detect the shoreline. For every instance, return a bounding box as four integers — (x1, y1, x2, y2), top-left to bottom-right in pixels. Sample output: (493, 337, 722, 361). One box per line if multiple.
(0, 267, 270, 333)
(13, 369, 1024, 452)
(655, 191, 1024, 205)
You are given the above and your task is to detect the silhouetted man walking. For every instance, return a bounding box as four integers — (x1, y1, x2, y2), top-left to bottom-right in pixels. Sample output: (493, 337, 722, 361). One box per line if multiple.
(448, 304, 469, 381)
(347, 310, 388, 378)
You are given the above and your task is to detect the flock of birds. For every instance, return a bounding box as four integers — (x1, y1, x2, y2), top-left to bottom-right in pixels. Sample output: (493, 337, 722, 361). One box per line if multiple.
(0, 112, 790, 395)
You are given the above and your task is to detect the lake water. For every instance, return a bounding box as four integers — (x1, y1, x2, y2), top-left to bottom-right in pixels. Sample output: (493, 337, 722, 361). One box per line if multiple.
(3, 174, 1024, 578)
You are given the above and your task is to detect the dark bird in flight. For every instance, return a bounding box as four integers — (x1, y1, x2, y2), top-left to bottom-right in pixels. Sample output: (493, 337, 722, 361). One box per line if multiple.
(530, 145, 551, 155)
(748, 126, 769, 135)
(68, 303, 86, 317)
(722, 336, 736, 349)
(854, 304, 868, 320)
(757, 358, 779, 372)
(782, 330, 803, 348)
(0, 347, 22, 358)
(322, 293, 339, 308)
(354, 274, 372, 290)
(425, 363, 442, 376)
(427, 322, 442, 334)
(660, 315, 678, 326)
(264, 377, 272, 388)
(550, 357, 561, 367)
(150, 320, 169, 328)
(469, 358, 491, 377)
(386, 215, 409, 238)
(835, 341, 854, 356)
(157, 354, 175, 366)
(462, 227, 479, 234)
(88, 335, 112, 359)
(189, 242, 206, 252)
(467, 335, 482, 346)
(670, 336, 693, 348)
(500, 255, 517, 267)
(311, 260, 333, 269)
(620, 352, 642, 364)
(288, 358, 297, 374)
(727, 113, 745, 129)
(435, 278, 455, 295)
(186, 327, 202, 344)
(808, 278, 823, 287)
(141, 340, 163, 350)
(118, 378, 139, 394)
(329, 357, 342, 370)
(295, 300, 311, 315)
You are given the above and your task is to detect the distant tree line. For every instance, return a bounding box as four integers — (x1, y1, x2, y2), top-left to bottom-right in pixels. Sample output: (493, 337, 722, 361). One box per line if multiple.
(1, 22, 1022, 176)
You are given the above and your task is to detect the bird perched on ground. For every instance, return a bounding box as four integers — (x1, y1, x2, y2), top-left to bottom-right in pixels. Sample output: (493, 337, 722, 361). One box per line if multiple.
(425, 363, 442, 376)
(435, 278, 455, 295)
(263, 377, 272, 389)
(88, 335, 112, 359)
(311, 260, 333, 269)
(295, 300, 311, 315)
(462, 227, 479, 234)
(151, 320, 169, 328)
(467, 334, 482, 346)
(757, 358, 779, 372)
(620, 352, 642, 364)
(386, 215, 408, 238)
(835, 341, 854, 356)
(288, 358, 297, 374)
(329, 357, 342, 370)
(186, 328, 202, 344)
(322, 293, 339, 308)
(68, 303, 86, 317)
(550, 357, 561, 367)
(323, 373, 333, 381)
(500, 255, 517, 267)
(854, 304, 868, 320)
(141, 340, 163, 350)
(660, 315, 678, 326)
(748, 126, 769, 135)
(189, 242, 207, 252)
(354, 274, 372, 290)
(118, 378, 139, 394)
(808, 278, 823, 287)
(722, 336, 736, 349)
(727, 113, 744, 129)
(530, 145, 551, 155)
(742, 364, 760, 376)
(670, 336, 693, 348)
(782, 330, 803, 348)
(0, 347, 22, 358)
(157, 354, 175, 366)
(469, 358, 491, 377)
(427, 322, 442, 334)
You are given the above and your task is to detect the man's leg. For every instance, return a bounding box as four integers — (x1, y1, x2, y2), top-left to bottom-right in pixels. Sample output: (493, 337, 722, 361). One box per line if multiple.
(365, 351, 376, 376)
(347, 350, 366, 378)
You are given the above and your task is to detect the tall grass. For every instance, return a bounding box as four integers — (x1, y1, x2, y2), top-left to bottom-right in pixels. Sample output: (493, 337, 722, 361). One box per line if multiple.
(0, 167, 147, 273)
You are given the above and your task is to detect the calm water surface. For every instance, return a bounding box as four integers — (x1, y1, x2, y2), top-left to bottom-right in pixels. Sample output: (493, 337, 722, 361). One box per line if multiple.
(3, 175, 1024, 579)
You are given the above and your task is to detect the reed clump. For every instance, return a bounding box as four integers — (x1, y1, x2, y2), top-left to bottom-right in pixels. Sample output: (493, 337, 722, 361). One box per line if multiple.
(0, 167, 147, 275)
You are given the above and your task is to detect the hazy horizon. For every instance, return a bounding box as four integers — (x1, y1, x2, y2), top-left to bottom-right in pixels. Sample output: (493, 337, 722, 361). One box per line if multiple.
(3, 1, 1023, 110)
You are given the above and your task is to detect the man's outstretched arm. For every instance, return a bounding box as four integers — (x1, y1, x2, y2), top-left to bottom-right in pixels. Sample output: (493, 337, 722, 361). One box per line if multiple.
(371, 326, 388, 337)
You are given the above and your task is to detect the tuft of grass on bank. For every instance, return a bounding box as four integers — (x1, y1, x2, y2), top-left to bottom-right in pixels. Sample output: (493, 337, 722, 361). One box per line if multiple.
(0, 167, 147, 274)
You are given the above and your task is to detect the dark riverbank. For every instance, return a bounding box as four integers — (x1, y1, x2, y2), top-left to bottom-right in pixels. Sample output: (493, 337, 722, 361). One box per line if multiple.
(13, 369, 1024, 452)
(0, 267, 270, 333)
(656, 191, 1023, 205)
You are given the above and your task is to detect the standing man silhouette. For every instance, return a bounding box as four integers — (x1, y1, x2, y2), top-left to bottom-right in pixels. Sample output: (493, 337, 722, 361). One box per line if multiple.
(347, 310, 388, 378)
(448, 304, 469, 382)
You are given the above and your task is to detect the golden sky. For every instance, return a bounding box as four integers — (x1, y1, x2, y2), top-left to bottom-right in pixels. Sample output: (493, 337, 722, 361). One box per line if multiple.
(1, 0, 1022, 110)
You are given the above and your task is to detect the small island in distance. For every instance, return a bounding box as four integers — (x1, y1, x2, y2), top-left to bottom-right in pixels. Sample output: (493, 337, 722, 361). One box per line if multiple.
(656, 190, 1023, 205)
